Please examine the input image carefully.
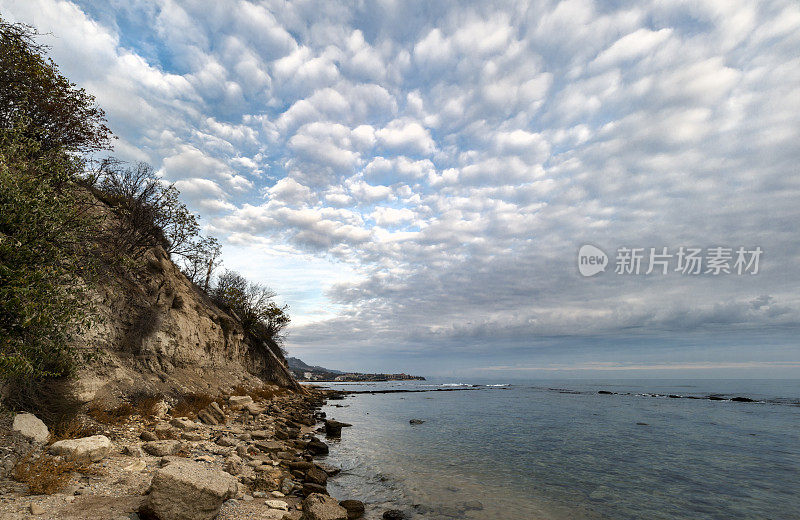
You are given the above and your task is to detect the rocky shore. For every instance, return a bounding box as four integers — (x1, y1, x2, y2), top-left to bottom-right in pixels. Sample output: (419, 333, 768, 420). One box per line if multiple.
(0, 385, 370, 520)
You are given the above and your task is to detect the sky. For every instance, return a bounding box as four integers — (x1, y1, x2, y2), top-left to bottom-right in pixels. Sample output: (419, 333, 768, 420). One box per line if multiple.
(2, 0, 799, 379)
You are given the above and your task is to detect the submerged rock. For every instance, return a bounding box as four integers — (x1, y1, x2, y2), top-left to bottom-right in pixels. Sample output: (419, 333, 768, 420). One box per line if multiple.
(324, 420, 352, 438)
(306, 437, 329, 455)
(339, 499, 365, 519)
(305, 466, 328, 486)
(463, 500, 484, 510)
(409, 419, 425, 425)
(382, 510, 406, 520)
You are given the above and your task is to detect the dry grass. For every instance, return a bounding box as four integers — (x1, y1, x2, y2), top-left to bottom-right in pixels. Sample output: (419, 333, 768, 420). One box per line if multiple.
(86, 393, 165, 425)
(130, 392, 165, 417)
(49, 416, 100, 443)
(12, 451, 88, 495)
(170, 393, 218, 418)
(232, 384, 287, 402)
(87, 402, 136, 425)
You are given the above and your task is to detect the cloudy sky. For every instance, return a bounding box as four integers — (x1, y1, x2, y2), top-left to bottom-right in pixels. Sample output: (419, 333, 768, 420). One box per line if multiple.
(3, 0, 799, 378)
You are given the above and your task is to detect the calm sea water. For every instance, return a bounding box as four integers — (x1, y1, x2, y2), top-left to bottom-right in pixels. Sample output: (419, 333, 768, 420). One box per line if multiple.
(311, 379, 800, 520)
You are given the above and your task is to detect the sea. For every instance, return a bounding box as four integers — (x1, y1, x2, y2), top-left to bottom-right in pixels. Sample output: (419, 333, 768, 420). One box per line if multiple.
(309, 379, 800, 520)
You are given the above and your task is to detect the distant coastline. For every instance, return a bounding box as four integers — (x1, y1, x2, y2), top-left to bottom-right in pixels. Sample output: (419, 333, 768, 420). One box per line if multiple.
(287, 356, 425, 382)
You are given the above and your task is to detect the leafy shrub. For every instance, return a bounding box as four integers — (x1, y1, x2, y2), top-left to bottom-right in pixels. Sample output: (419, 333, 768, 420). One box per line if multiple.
(0, 20, 112, 153)
(0, 19, 107, 412)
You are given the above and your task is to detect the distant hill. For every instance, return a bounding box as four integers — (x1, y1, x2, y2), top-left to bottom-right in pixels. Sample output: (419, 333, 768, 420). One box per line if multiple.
(286, 357, 343, 375)
(286, 356, 425, 382)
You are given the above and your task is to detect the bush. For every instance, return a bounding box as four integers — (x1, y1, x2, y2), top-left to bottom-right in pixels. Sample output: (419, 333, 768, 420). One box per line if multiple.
(211, 270, 290, 347)
(94, 160, 200, 259)
(0, 132, 99, 390)
(0, 20, 112, 153)
(0, 19, 108, 413)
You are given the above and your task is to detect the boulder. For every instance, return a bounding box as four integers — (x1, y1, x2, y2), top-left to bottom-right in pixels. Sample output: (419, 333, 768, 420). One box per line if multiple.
(305, 466, 328, 486)
(382, 510, 405, 520)
(198, 401, 226, 425)
(323, 420, 352, 438)
(140, 431, 158, 441)
(301, 493, 348, 520)
(302, 483, 328, 496)
(123, 445, 145, 458)
(49, 435, 111, 462)
(339, 500, 365, 519)
(143, 440, 183, 456)
(256, 440, 285, 453)
(181, 431, 205, 441)
(170, 418, 199, 431)
(229, 395, 254, 408)
(142, 458, 238, 520)
(215, 436, 238, 447)
(306, 438, 329, 455)
(152, 399, 170, 418)
(224, 455, 244, 476)
(12, 413, 49, 443)
(316, 462, 341, 476)
(243, 402, 264, 415)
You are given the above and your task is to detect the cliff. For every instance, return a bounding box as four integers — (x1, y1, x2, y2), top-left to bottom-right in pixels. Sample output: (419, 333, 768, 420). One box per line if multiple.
(72, 230, 300, 404)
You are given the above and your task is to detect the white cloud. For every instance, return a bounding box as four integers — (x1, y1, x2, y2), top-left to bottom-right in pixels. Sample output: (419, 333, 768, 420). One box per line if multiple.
(376, 119, 436, 156)
(6, 0, 799, 373)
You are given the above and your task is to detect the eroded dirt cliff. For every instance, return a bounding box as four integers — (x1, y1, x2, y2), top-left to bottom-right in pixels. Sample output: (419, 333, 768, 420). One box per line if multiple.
(72, 245, 299, 404)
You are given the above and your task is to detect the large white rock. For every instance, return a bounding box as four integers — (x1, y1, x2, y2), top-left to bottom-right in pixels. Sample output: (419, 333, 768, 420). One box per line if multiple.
(302, 493, 348, 520)
(49, 435, 112, 462)
(143, 458, 239, 520)
(12, 413, 49, 443)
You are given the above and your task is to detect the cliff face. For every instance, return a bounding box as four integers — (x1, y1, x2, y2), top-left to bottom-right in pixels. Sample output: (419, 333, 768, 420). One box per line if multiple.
(72, 245, 300, 404)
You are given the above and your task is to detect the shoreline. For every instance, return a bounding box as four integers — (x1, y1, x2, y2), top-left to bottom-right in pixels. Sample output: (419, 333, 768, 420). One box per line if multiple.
(0, 385, 367, 520)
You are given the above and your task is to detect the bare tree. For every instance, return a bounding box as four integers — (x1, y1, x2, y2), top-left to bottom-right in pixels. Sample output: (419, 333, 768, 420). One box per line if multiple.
(96, 159, 200, 259)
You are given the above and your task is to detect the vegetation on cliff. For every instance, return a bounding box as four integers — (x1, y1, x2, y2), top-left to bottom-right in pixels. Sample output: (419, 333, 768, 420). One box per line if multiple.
(0, 19, 290, 417)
